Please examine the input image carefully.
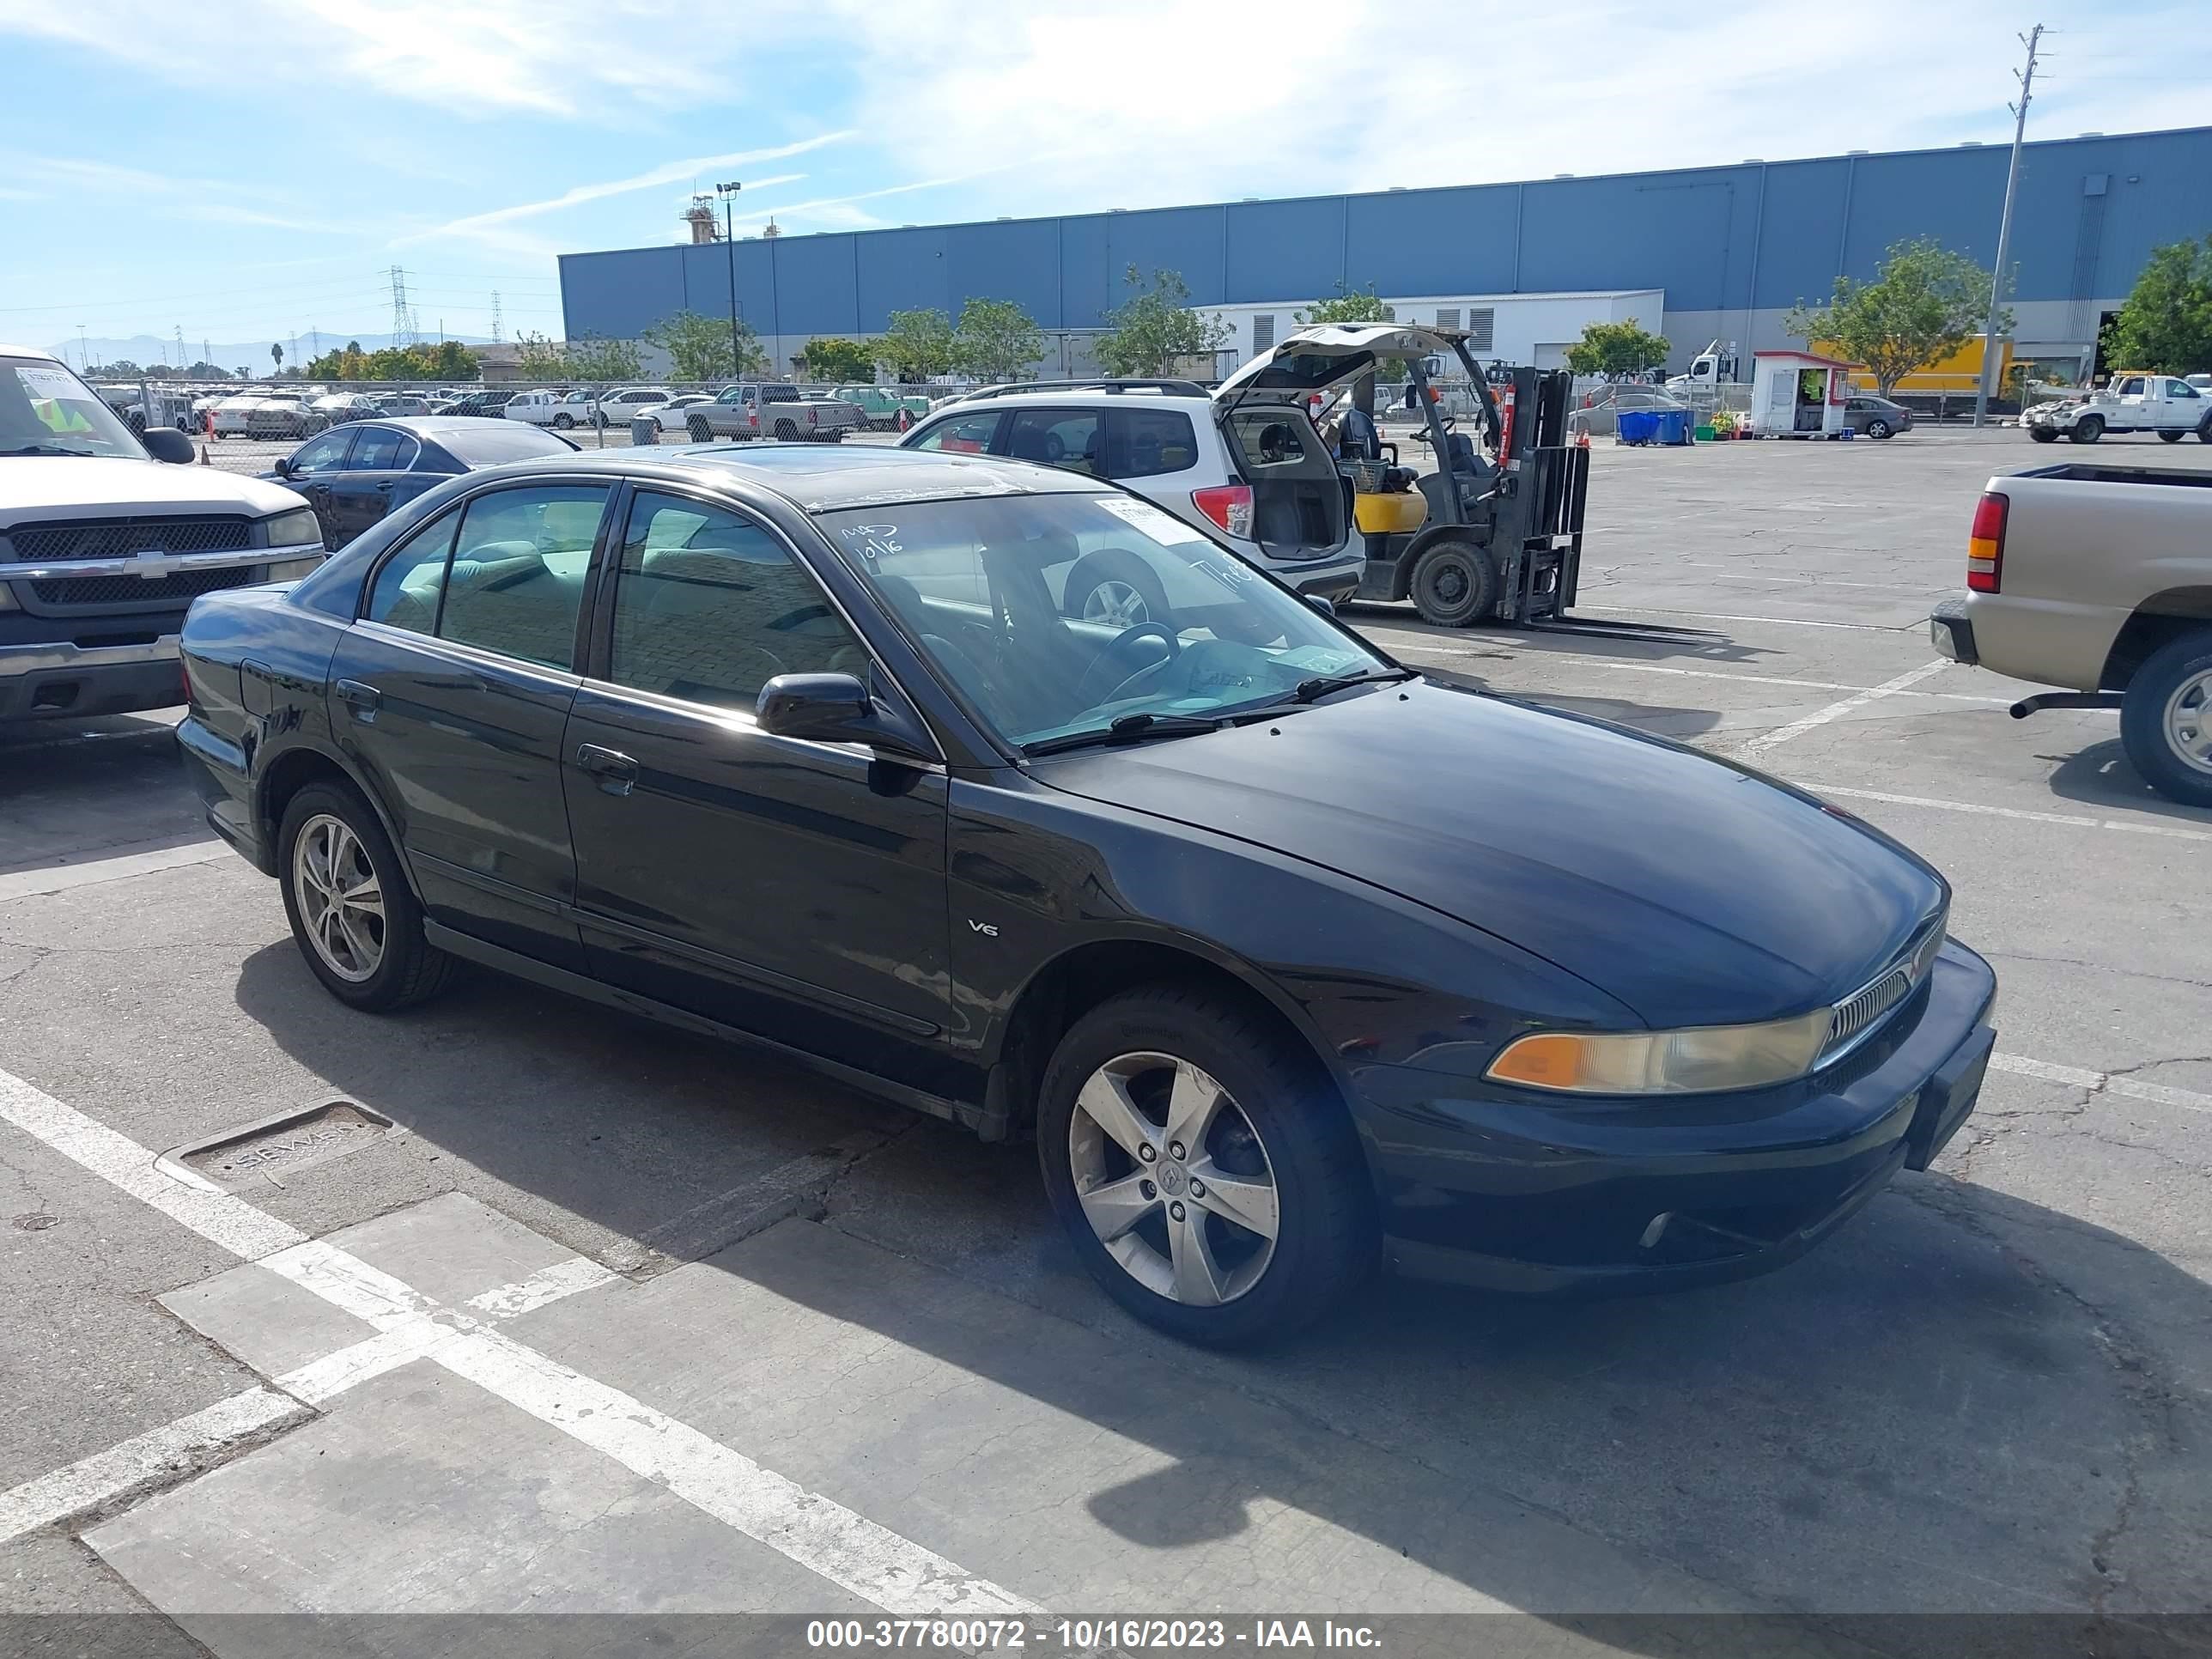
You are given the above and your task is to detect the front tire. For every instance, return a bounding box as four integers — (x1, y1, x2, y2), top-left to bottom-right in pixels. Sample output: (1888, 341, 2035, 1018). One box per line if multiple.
(277, 781, 454, 1012)
(2029, 426, 2059, 443)
(2120, 630, 2212, 809)
(1063, 550, 1170, 628)
(1408, 538, 1500, 627)
(1036, 986, 1376, 1346)
(2069, 415, 2104, 444)
(2158, 428, 2185, 444)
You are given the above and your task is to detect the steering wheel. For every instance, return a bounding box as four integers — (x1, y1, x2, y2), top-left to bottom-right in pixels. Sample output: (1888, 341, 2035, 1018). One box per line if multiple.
(1073, 622, 1182, 708)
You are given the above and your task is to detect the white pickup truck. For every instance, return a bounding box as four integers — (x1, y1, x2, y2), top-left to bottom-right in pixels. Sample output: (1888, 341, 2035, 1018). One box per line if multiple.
(2022, 373, 2212, 445)
(1930, 461, 2212, 805)
(2, 345, 324, 726)
(683, 383, 861, 443)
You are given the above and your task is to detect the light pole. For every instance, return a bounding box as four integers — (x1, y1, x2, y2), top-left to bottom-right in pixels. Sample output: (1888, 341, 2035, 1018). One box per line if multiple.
(717, 180, 743, 380)
(1974, 24, 2043, 428)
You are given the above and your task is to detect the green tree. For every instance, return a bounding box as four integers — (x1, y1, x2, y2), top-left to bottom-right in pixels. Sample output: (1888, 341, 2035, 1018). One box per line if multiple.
(2105, 235, 2212, 374)
(951, 298, 1044, 381)
(512, 331, 570, 380)
(798, 337, 874, 381)
(1564, 320, 1673, 376)
(1093, 267, 1231, 378)
(1295, 283, 1395, 325)
(641, 308, 760, 382)
(562, 334, 643, 382)
(1784, 236, 2009, 396)
(101, 360, 142, 377)
(872, 307, 956, 380)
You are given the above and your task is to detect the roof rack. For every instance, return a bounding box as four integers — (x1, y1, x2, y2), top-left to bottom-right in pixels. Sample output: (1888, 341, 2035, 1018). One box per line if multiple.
(954, 378, 1210, 401)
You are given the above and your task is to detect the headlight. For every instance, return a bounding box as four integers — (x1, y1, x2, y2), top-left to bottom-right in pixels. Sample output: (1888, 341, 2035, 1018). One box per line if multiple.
(264, 508, 322, 550)
(1485, 1006, 1835, 1096)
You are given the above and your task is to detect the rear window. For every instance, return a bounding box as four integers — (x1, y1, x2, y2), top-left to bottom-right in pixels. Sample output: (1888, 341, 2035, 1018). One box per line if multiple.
(436, 423, 577, 465)
(760, 385, 799, 403)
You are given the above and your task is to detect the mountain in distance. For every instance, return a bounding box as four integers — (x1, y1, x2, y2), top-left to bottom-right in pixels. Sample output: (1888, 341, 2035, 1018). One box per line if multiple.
(48, 331, 501, 372)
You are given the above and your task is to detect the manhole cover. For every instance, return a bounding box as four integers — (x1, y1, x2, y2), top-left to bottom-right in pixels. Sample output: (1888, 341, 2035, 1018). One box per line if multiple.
(160, 1098, 402, 1192)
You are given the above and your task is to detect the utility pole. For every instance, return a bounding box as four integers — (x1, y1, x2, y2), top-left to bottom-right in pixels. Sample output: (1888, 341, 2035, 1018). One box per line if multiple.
(76, 325, 88, 372)
(491, 291, 503, 343)
(717, 180, 744, 379)
(1974, 23, 2043, 428)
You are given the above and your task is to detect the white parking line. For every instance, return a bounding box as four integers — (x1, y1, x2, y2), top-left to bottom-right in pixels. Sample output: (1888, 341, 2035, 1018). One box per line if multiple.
(1804, 783, 2212, 844)
(1990, 1054, 2212, 1116)
(1736, 660, 1954, 757)
(0, 1389, 306, 1546)
(0, 1065, 1038, 1615)
(0, 840, 229, 905)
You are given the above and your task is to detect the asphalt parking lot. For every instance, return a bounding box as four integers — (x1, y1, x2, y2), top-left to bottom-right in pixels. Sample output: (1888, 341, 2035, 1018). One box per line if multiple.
(4, 427, 2209, 1656)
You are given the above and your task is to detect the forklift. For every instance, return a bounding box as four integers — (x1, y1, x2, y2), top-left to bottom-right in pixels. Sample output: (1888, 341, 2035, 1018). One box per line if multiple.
(1215, 324, 1589, 628)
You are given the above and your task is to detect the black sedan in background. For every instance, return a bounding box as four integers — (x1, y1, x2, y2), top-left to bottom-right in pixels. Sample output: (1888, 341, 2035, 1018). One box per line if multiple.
(176, 445, 1997, 1346)
(264, 416, 576, 548)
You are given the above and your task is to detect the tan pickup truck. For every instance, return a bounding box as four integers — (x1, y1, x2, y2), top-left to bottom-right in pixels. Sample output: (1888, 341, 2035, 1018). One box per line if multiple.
(1930, 462, 2212, 806)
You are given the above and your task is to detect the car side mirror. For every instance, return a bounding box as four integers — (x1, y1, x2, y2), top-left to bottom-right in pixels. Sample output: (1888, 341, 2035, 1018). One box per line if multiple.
(1305, 593, 1336, 617)
(271, 455, 294, 478)
(756, 672, 936, 763)
(143, 427, 195, 465)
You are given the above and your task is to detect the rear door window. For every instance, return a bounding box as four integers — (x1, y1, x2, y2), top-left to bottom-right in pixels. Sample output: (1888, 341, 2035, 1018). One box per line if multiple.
(1109, 409, 1200, 479)
(350, 426, 417, 471)
(1005, 409, 1101, 474)
(435, 484, 611, 670)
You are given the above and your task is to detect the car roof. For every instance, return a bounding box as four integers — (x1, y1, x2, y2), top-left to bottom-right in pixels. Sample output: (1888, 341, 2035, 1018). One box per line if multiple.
(455, 441, 1109, 512)
(1, 343, 62, 362)
(919, 389, 1214, 416)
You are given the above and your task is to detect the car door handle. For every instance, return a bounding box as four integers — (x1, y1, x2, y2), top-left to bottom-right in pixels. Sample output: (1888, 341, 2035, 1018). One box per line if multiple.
(334, 678, 380, 722)
(374, 480, 394, 493)
(574, 743, 639, 795)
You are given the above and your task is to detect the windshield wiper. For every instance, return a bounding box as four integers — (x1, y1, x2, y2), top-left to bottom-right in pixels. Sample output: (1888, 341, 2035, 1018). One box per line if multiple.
(1021, 712, 1224, 757)
(1285, 665, 1416, 704)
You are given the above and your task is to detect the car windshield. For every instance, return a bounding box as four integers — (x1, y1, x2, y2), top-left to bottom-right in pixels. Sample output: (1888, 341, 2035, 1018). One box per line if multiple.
(817, 492, 1387, 748)
(0, 356, 146, 458)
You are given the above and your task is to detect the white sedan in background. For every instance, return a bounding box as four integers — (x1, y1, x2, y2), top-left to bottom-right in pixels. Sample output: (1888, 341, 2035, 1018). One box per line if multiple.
(633, 392, 713, 434)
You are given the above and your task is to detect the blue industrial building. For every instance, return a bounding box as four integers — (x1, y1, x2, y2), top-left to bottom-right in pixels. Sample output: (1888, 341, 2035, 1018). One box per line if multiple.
(559, 125, 2212, 378)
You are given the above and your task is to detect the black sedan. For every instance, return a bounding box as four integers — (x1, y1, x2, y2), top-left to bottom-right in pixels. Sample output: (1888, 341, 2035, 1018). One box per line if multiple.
(175, 446, 1997, 1345)
(265, 416, 576, 549)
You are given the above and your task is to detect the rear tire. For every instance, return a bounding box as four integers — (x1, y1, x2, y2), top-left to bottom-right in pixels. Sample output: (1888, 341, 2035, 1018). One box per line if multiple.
(1408, 538, 1500, 627)
(687, 416, 713, 442)
(2120, 629, 2212, 809)
(2198, 416, 2212, 444)
(553, 413, 574, 429)
(277, 781, 455, 1012)
(2159, 428, 2185, 444)
(2069, 415, 2104, 444)
(773, 418, 799, 441)
(1865, 418, 1892, 440)
(1036, 985, 1376, 1346)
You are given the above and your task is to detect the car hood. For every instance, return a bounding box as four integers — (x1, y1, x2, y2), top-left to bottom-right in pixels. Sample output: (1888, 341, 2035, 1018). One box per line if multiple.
(1030, 679, 1946, 1028)
(0, 456, 301, 520)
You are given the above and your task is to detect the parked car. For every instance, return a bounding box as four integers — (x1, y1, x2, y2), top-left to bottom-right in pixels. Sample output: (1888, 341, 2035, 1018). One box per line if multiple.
(834, 384, 933, 431)
(2, 343, 323, 726)
(444, 390, 514, 419)
(263, 416, 579, 549)
(1842, 394, 1913, 439)
(1565, 385, 1692, 438)
(2022, 374, 2212, 444)
(373, 394, 434, 418)
(900, 380, 1363, 614)
(635, 392, 712, 434)
(684, 382, 861, 443)
(501, 389, 571, 428)
(311, 392, 382, 427)
(175, 443, 1997, 1344)
(210, 388, 324, 441)
(1931, 461, 2212, 805)
(595, 386, 676, 424)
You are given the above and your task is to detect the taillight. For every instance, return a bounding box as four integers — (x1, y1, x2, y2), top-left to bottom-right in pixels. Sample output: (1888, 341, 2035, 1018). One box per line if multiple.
(1192, 483, 1253, 538)
(1968, 491, 2008, 592)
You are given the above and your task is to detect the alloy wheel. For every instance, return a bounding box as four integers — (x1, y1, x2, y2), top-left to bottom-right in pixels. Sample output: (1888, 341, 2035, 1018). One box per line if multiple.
(1066, 1051, 1279, 1307)
(292, 813, 386, 982)
(1081, 580, 1149, 627)
(2164, 669, 2212, 776)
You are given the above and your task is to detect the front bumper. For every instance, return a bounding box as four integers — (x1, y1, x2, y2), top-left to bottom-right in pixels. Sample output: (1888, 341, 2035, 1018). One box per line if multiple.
(1363, 941, 1998, 1296)
(0, 635, 181, 722)
(1929, 599, 1978, 665)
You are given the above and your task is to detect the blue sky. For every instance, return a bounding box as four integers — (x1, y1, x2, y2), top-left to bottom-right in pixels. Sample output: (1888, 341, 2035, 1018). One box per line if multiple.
(3, 0, 2207, 367)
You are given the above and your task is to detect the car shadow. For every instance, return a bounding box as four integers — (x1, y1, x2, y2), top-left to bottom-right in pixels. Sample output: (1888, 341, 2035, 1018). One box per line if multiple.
(233, 941, 2206, 1638)
(1342, 604, 1778, 669)
(2039, 738, 2212, 825)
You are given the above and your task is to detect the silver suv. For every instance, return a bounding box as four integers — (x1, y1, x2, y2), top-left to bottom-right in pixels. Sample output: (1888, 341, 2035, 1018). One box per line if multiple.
(899, 380, 1360, 623)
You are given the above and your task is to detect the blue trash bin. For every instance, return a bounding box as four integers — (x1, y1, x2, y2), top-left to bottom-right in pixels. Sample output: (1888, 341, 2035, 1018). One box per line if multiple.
(1617, 410, 1660, 445)
(1654, 410, 1690, 446)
